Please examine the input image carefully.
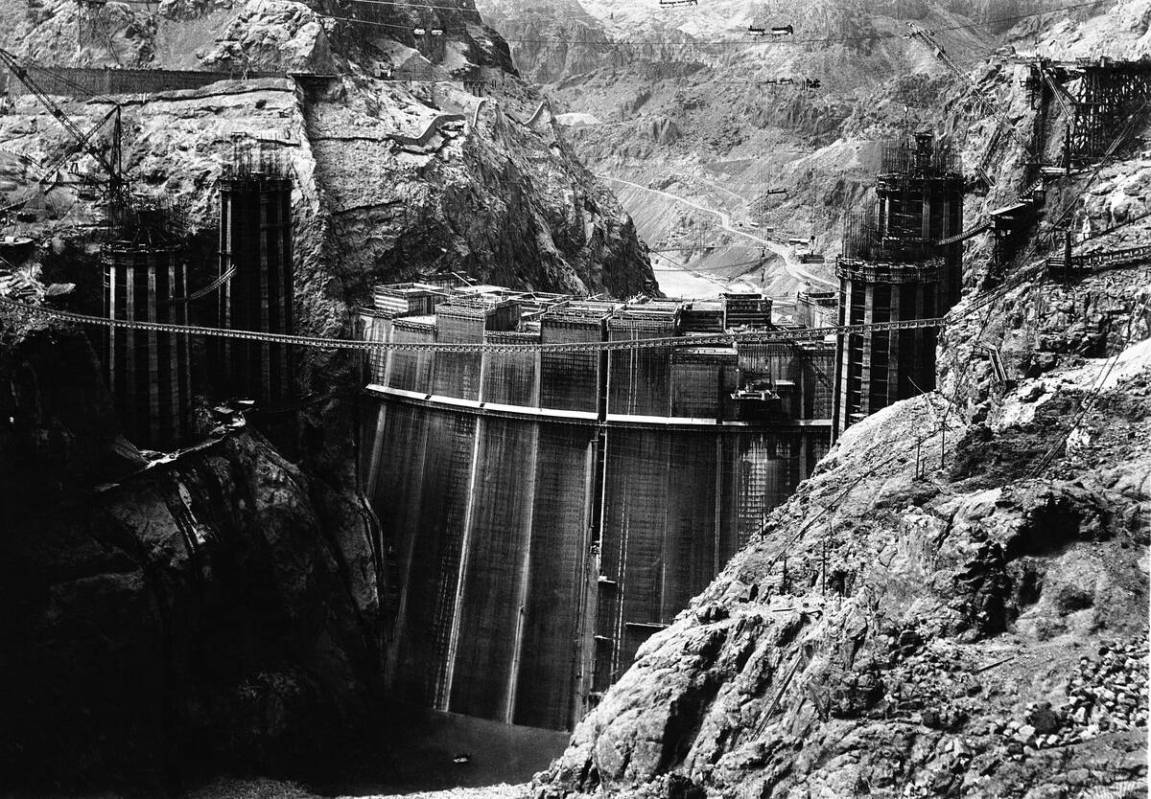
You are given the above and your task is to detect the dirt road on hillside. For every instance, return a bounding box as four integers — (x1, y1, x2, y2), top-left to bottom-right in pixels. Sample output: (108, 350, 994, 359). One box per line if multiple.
(599, 176, 837, 290)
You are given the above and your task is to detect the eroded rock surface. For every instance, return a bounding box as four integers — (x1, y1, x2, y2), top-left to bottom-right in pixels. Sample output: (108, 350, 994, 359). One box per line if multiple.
(0, 0, 654, 788)
(0, 329, 381, 787)
(537, 341, 1151, 798)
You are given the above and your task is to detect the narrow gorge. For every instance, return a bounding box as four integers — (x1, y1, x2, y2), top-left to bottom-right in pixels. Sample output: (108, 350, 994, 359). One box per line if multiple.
(0, 0, 1147, 798)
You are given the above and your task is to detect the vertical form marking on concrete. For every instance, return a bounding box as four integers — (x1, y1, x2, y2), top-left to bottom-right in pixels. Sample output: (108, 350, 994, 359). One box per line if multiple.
(441, 415, 484, 711)
(505, 421, 540, 722)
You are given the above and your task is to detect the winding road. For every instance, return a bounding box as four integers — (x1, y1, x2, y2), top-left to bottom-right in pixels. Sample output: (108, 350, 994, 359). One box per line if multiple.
(599, 175, 837, 290)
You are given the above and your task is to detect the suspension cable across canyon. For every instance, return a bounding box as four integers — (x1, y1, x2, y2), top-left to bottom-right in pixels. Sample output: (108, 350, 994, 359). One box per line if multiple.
(0, 250, 1052, 354)
(0, 294, 948, 353)
(323, 0, 1108, 47)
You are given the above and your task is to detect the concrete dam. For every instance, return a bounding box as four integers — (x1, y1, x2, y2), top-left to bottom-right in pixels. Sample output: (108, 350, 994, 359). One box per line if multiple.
(359, 286, 836, 730)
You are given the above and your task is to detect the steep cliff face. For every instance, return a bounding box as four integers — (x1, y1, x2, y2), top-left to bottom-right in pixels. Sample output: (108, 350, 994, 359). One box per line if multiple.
(0, 326, 381, 789)
(474, 0, 617, 85)
(536, 276, 1151, 798)
(534, 5, 1151, 797)
(0, 0, 652, 300)
(0, 0, 651, 788)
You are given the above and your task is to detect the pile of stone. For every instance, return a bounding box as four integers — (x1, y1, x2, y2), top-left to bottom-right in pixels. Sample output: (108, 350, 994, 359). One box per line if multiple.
(1062, 639, 1149, 737)
(995, 639, 1148, 756)
(0, 268, 40, 301)
(880, 646, 981, 729)
(996, 703, 1066, 755)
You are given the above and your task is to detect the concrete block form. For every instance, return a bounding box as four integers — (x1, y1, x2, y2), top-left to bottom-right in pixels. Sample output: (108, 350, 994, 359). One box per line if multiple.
(357, 307, 395, 385)
(482, 330, 540, 406)
(385, 315, 436, 392)
(796, 290, 838, 329)
(721, 292, 772, 328)
(373, 282, 444, 317)
(217, 139, 294, 409)
(679, 299, 727, 333)
(433, 297, 521, 401)
(670, 346, 738, 419)
(606, 304, 679, 417)
(539, 303, 611, 414)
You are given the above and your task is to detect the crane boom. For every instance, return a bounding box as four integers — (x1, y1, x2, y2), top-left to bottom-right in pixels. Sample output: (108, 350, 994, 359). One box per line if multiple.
(0, 49, 124, 208)
(905, 24, 1032, 186)
(36, 104, 122, 188)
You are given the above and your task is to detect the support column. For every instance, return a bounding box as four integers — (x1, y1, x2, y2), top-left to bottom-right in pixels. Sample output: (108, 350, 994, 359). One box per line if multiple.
(911, 284, 927, 394)
(258, 191, 272, 395)
(921, 190, 933, 242)
(365, 405, 388, 503)
(575, 431, 604, 722)
(125, 264, 136, 425)
(713, 436, 724, 572)
(383, 409, 431, 692)
(147, 263, 159, 445)
(859, 284, 875, 415)
(888, 283, 903, 401)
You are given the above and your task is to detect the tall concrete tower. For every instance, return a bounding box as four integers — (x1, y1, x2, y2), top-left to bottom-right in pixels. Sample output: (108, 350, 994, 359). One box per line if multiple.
(218, 138, 294, 408)
(833, 133, 964, 434)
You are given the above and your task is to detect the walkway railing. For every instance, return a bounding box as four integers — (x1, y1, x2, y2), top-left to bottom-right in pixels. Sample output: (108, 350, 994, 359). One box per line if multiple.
(0, 294, 946, 353)
(1047, 244, 1151, 274)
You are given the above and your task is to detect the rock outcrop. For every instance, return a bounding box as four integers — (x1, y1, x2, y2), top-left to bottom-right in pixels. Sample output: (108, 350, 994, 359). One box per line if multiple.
(536, 297, 1151, 797)
(531, 4, 1151, 796)
(0, 327, 381, 789)
(0, 0, 653, 790)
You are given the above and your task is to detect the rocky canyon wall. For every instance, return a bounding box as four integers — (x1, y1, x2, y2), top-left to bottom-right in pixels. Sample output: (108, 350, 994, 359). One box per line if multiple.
(0, 325, 383, 789)
(532, 4, 1151, 796)
(0, 0, 654, 788)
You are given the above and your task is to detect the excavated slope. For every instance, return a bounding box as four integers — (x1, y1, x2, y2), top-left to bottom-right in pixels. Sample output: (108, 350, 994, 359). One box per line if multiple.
(0, 0, 653, 311)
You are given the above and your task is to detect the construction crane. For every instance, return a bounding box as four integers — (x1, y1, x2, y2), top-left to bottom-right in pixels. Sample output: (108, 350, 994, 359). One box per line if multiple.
(905, 23, 1030, 189)
(0, 49, 125, 219)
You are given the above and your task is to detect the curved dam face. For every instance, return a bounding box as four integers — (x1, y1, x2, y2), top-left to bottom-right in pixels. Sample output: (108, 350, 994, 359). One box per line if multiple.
(360, 288, 833, 731)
